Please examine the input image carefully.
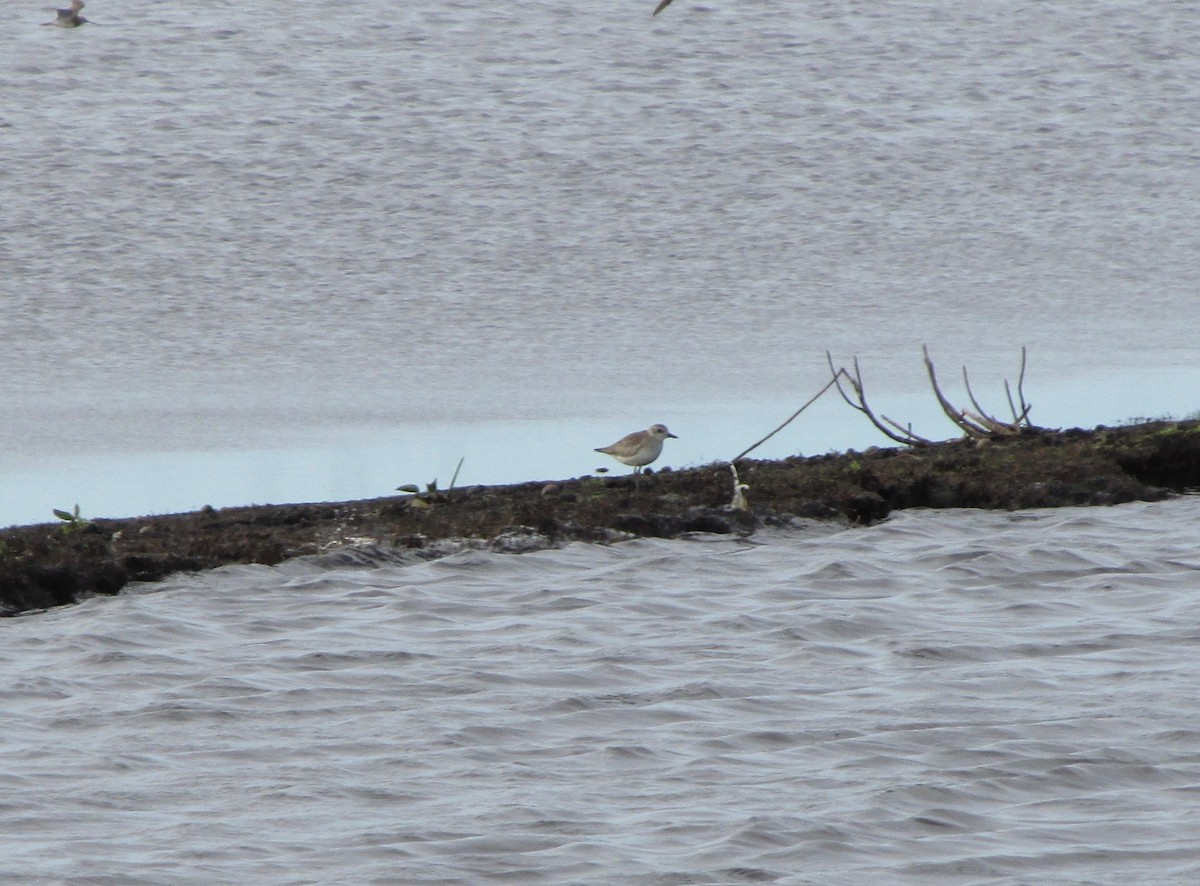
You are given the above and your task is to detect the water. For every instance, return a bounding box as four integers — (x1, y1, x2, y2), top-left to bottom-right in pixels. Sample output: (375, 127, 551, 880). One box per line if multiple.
(5, 4, 1200, 880)
(2, 0, 1200, 524)
(4, 497, 1200, 883)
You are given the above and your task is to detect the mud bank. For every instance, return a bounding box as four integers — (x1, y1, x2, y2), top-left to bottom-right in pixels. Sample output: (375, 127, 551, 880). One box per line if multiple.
(4, 419, 1199, 616)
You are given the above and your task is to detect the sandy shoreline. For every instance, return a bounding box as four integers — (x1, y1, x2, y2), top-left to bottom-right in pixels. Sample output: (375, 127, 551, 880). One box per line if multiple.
(3, 419, 1198, 616)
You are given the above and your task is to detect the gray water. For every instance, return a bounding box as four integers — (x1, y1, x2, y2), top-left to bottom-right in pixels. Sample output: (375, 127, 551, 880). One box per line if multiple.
(4, 4, 1200, 881)
(3, 0, 1200, 523)
(4, 497, 1200, 883)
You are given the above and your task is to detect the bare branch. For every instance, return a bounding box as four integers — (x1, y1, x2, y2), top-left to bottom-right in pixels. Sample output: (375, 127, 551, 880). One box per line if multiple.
(999, 348, 1033, 428)
(923, 345, 991, 438)
(1016, 345, 1031, 423)
(834, 346, 1039, 447)
(962, 367, 1025, 434)
(963, 409, 1018, 435)
(881, 414, 933, 442)
(731, 373, 841, 463)
(962, 365, 992, 422)
(930, 346, 1041, 437)
(827, 351, 933, 446)
(1004, 378, 1020, 424)
(826, 352, 863, 410)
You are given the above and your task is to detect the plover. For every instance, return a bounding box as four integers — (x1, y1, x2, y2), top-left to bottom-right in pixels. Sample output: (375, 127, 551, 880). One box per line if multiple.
(652, 0, 675, 15)
(45, 0, 88, 27)
(596, 424, 677, 484)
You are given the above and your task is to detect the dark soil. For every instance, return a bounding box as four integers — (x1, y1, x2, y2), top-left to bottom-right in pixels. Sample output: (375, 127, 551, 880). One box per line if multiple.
(4, 419, 1198, 616)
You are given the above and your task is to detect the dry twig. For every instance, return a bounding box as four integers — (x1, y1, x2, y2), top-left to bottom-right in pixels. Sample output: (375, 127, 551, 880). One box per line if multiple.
(924, 345, 1034, 438)
(731, 374, 842, 463)
(829, 346, 1038, 445)
(827, 352, 934, 446)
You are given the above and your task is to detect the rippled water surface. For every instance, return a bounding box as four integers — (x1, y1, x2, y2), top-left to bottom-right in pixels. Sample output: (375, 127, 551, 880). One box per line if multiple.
(3, 0, 1200, 522)
(4, 7, 1200, 878)
(4, 498, 1200, 883)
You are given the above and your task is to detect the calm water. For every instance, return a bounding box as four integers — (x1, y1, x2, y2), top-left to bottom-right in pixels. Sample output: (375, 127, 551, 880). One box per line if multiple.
(4, 498, 1200, 883)
(2, 0, 1200, 523)
(4, 4, 1200, 880)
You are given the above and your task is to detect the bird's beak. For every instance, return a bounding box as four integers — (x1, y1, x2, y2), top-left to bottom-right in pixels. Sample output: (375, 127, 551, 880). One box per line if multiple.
(667, 432, 678, 438)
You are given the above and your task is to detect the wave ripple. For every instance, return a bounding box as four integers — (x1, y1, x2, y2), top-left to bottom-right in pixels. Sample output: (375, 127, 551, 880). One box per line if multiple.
(3, 499, 1200, 881)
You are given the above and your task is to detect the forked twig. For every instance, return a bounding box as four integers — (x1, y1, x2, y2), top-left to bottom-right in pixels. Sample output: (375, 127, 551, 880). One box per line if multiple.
(926, 345, 1035, 437)
(827, 352, 934, 446)
(832, 347, 1038, 445)
(924, 346, 992, 438)
(1008, 346, 1031, 423)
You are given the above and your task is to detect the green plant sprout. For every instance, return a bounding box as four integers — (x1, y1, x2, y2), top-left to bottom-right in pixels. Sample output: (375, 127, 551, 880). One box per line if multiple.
(396, 457, 465, 506)
(53, 504, 92, 534)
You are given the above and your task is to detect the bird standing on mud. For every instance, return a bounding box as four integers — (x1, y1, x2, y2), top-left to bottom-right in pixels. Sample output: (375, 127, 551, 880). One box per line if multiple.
(45, 0, 88, 27)
(596, 424, 678, 487)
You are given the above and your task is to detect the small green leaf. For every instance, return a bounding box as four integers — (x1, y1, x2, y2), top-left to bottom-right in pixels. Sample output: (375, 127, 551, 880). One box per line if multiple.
(53, 509, 74, 522)
(396, 484, 420, 494)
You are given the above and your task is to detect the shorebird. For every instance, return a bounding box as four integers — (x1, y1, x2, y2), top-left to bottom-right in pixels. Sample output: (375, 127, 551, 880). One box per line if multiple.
(652, 0, 676, 15)
(45, 0, 88, 27)
(596, 424, 677, 486)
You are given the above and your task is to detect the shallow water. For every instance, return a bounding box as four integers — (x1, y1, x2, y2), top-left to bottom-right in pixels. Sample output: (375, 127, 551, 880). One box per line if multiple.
(4, 497, 1200, 882)
(3, 0, 1200, 523)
